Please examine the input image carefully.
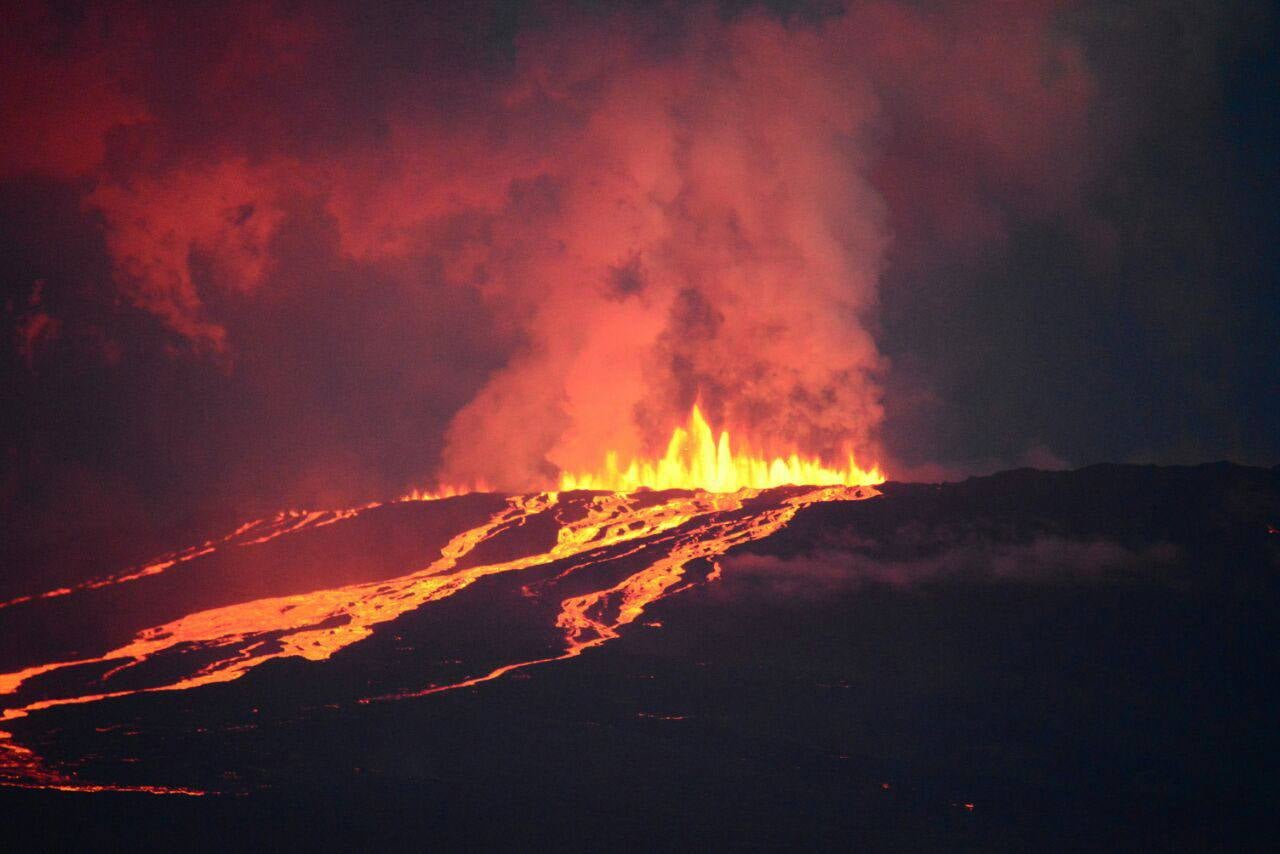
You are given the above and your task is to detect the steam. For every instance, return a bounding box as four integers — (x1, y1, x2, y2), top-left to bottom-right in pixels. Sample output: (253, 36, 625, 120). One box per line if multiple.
(3, 1, 1092, 498)
(428, 10, 890, 488)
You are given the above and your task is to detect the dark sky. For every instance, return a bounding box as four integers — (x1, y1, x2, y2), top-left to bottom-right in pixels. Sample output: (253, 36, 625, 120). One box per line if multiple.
(2, 0, 1276, 555)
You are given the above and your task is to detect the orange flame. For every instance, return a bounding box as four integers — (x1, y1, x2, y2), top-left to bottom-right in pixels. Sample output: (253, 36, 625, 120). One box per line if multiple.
(559, 405, 883, 493)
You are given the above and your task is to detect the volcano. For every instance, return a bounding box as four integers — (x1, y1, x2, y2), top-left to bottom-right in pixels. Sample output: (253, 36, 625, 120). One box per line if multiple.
(1, 463, 1277, 849)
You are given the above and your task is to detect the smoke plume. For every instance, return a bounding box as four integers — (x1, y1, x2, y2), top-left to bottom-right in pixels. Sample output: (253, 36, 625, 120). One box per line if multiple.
(2, 0, 1092, 507)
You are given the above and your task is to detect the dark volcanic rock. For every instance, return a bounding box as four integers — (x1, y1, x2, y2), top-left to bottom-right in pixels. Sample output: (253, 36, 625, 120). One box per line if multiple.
(2, 464, 1278, 851)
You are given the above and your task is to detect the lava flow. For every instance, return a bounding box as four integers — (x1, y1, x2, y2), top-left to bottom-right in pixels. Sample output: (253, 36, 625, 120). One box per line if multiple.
(0, 408, 881, 794)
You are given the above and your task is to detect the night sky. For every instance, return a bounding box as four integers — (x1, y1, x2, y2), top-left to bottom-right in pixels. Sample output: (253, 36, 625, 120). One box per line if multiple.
(2, 0, 1276, 559)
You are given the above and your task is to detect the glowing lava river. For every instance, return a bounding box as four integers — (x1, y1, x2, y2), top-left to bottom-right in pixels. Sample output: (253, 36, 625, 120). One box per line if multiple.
(0, 418, 881, 796)
(0, 406, 882, 795)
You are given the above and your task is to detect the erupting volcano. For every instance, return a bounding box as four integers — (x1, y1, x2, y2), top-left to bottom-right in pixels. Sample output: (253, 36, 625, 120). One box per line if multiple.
(3, 0, 1276, 847)
(0, 406, 882, 796)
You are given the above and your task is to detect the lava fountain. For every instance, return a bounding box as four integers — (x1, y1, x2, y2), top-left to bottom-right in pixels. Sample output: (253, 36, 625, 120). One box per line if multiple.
(560, 405, 882, 493)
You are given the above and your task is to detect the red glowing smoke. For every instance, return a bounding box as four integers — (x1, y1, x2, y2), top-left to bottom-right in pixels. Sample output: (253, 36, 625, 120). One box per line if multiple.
(2, 1, 1092, 494)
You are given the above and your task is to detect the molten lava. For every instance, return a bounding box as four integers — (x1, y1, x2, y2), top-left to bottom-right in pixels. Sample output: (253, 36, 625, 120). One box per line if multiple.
(560, 406, 883, 493)
(0, 408, 884, 794)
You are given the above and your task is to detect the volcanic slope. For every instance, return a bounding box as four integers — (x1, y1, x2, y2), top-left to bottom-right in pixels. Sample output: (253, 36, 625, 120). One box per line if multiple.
(1, 465, 1278, 850)
(0, 484, 872, 790)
